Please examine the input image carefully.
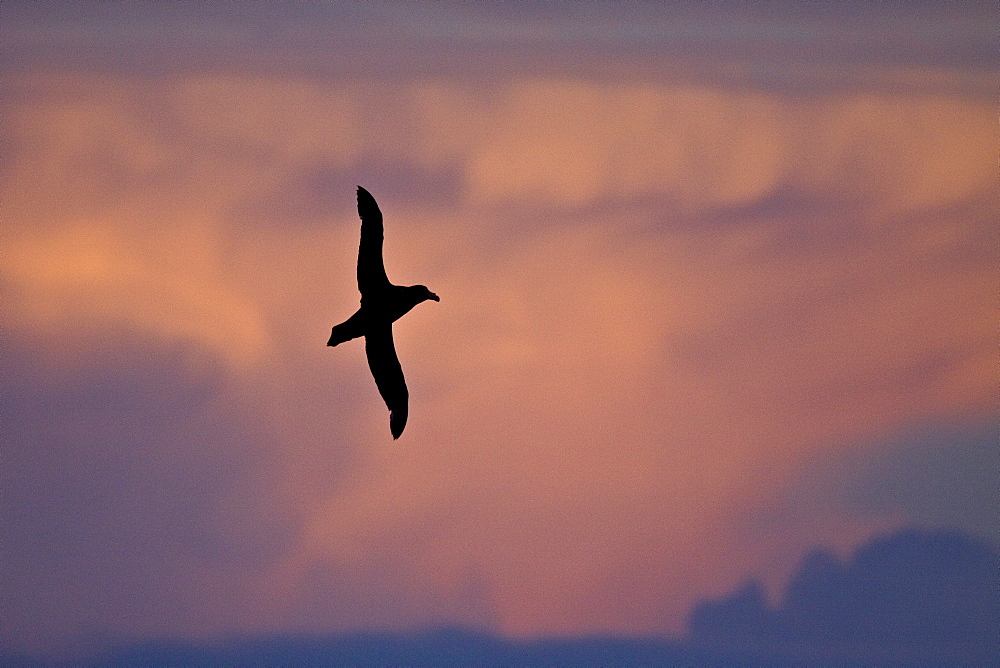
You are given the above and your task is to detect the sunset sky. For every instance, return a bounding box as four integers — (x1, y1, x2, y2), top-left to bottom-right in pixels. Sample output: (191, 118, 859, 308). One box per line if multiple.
(1, 2, 997, 660)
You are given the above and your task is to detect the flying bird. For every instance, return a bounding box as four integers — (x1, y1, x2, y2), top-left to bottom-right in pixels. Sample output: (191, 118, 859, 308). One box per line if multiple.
(327, 186, 440, 438)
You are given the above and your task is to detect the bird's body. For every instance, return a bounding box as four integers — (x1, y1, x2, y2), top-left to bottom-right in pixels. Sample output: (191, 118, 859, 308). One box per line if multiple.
(327, 187, 439, 438)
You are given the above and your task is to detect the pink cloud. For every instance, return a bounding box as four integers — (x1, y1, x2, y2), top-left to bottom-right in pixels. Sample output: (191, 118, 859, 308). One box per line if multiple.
(0, 28, 995, 654)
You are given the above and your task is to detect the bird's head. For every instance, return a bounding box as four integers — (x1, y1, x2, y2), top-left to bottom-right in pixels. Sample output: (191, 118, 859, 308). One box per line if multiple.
(414, 285, 440, 303)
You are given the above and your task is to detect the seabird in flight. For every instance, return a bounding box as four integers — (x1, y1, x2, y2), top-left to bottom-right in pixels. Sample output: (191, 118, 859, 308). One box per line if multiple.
(327, 186, 439, 438)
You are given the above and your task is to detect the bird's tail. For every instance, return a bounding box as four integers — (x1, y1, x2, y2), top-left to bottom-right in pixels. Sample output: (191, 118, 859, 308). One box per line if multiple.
(327, 313, 366, 346)
(390, 405, 408, 439)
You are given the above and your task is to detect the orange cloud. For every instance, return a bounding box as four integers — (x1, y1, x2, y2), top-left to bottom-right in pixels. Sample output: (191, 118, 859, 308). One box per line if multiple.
(1, 61, 995, 653)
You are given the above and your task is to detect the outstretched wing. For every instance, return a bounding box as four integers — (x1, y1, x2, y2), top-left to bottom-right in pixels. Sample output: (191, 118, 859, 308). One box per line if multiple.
(357, 186, 390, 295)
(364, 322, 409, 439)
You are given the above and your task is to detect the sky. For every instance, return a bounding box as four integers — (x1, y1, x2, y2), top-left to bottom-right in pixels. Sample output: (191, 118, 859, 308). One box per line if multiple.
(1, 1, 997, 661)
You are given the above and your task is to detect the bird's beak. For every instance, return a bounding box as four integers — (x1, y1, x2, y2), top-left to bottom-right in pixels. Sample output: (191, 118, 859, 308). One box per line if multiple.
(429, 292, 440, 302)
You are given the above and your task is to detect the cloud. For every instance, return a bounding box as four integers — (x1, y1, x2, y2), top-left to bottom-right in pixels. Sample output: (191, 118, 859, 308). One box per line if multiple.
(12, 528, 997, 664)
(754, 420, 1000, 546)
(846, 423, 1000, 542)
(688, 527, 1000, 661)
(61, 629, 760, 666)
(1, 9, 997, 653)
(229, 158, 464, 231)
(3, 3, 995, 96)
(3, 223, 271, 370)
(0, 319, 389, 654)
(0, 330, 276, 649)
(464, 82, 994, 215)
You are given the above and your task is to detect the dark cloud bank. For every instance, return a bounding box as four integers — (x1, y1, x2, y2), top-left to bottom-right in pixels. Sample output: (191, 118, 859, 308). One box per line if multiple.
(689, 528, 999, 664)
(4, 527, 995, 666)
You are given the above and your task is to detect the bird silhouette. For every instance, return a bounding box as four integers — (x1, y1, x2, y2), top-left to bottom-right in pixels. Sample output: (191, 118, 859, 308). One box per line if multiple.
(327, 186, 439, 438)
